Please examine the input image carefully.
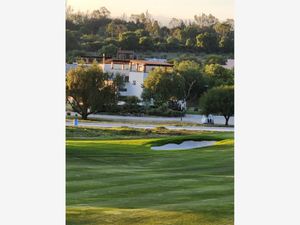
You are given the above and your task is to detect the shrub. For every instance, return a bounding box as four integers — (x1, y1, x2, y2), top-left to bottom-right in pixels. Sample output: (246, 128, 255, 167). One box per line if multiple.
(147, 106, 185, 117)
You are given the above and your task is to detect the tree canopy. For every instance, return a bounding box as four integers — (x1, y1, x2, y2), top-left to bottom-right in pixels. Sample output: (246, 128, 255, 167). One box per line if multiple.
(174, 60, 206, 103)
(199, 85, 234, 125)
(204, 63, 234, 87)
(66, 63, 117, 119)
(142, 68, 185, 106)
(66, 7, 234, 62)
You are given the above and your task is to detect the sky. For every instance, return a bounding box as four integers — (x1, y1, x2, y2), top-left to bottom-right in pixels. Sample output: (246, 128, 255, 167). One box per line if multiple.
(66, 0, 234, 24)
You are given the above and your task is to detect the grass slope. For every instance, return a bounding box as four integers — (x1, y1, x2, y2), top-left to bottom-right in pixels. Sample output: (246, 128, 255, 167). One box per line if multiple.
(66, 131, 234, 225)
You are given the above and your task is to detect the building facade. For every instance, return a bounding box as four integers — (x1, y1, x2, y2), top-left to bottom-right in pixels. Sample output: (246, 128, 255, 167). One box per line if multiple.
(100, 59, 173, 99)
(66, 50, 173, 99)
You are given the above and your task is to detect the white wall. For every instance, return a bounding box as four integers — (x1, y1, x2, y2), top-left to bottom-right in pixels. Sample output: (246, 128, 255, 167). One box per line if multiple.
(102, 63, 130, 76)
(65, 63, 78, 73)
(120, 71, 148, 99)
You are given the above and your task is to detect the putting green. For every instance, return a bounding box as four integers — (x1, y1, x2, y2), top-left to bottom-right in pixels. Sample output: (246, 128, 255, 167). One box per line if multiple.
(66, 132, 234, 225)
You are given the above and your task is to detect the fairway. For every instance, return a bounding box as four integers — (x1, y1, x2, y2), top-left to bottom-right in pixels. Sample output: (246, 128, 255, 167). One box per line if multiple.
(66, 130, 234, 225)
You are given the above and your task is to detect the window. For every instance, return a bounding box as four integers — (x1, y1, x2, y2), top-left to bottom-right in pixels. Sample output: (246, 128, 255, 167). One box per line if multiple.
(119, 88, 127, 92)
(133, 80, 136, 85)
(138, 65, 144, 72)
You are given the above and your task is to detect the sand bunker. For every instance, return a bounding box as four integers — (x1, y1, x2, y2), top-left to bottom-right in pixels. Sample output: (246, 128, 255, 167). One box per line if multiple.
(151, 141, 216, 151)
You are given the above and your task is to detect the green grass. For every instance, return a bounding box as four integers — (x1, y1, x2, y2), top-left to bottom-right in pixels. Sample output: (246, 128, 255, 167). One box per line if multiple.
(66, 131, 234, 225)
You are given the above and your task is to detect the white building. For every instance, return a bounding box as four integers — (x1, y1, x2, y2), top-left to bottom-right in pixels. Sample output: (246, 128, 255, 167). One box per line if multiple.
(66, 57, 173, 99)
(100, 59, 173, 99)
(222, 59, 234, 69)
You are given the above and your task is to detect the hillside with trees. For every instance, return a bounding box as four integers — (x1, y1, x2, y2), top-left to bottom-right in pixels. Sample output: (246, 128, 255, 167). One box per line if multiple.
(66, 6, 234, 62)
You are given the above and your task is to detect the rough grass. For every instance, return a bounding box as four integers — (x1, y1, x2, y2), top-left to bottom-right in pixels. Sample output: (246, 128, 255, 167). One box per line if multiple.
(66, 131, 234, 225)
(66, 126, 201, 140)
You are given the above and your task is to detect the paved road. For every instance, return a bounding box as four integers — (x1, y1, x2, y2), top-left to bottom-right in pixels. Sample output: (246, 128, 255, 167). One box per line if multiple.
(70, 113, 234, 126)
(66, 121, 234, 132)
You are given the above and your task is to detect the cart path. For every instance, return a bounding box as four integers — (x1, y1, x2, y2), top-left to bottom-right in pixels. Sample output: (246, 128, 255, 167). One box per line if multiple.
(69, 112, 234, 126)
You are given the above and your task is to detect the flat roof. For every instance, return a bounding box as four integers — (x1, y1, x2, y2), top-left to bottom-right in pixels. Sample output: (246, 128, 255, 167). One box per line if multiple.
(104, 59, 130, 64)
(130, 60, 173, 67)
(104, 59, 173, 67)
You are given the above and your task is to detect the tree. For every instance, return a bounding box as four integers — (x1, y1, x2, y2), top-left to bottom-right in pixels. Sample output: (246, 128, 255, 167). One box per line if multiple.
(106, 21, 127, 38)
(66, 63, 116, 119)
(196, 32, 218, 52)
(142, 68, 185, 105)
(194, 13, 219, 28)
(66, 30, 79, 51)
(119, 31, 139, 50)
(204, 55, 226, 65)
(139, 36, 153, 50)
(218, 32, 234, 53)
(90, 7, 111, 19)
(199, 86, 234, 126)
(182, 26, 199, 42)
(214, 22, 234, 53)
(174, 60, 206, 103)
(99, 44, 118, 57)
(185, 38, 195, 48)
(79, 34, 103, 51)
(166, 36, 180, 51)
(135, 29, 149, 38)
(204, 63, 234, 87)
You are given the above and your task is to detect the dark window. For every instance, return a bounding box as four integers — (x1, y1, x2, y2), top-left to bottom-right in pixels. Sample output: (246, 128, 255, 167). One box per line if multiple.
(119, 88, 127, 92)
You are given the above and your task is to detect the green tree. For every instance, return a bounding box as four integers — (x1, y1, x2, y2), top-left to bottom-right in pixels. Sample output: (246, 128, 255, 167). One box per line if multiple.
(66, 30, 79, 51)
(66, 63, 116, 119)
(204, 55, 226, 65)
(166, 36, 180, 51)
(182, 26, 199, 42)
(185, 38, 195, 48)
(142, 68, 185, 105)
(214, 22, 234, 53)
(204, 64, 234, 87)
(139, 36, 153, 50)
(119, 31, 139, 50)
(196, 32, 218, 53)
(99, 44, 118, 57)
(174, 60, 206, 103)
(106, 21, 127, 38)
(199, 86, 234, 126)
(135, 29, 149, 38)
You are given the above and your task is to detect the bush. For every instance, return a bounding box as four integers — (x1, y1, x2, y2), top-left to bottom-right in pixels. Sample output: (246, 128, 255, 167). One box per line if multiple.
(147, 106, 185, 117)
(154, 126, 168, 130)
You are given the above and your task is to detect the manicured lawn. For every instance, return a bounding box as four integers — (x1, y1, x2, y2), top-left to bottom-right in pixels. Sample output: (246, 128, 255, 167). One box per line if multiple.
(66, 130, 234, 225)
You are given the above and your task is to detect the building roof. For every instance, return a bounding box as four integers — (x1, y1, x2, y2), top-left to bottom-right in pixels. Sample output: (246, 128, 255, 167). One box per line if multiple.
(103, 59, 173, 67)
(129, 60, 173, 67)
(104, 59, 130, 64)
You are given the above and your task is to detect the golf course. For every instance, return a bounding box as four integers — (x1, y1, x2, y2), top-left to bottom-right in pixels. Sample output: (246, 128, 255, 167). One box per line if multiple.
(66, 127, 234, 225)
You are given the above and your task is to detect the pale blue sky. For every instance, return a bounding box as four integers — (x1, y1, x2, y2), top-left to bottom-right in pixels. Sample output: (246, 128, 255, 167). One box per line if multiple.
(66, 0, 234, 22)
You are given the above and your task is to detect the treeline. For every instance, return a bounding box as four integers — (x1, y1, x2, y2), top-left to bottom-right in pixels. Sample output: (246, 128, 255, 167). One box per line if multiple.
(66, 6, 234, 62)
